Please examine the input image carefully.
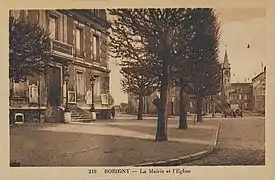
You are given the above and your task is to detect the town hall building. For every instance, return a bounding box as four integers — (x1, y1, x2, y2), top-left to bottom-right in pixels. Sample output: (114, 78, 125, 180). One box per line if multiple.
(9, 10, 112, 123)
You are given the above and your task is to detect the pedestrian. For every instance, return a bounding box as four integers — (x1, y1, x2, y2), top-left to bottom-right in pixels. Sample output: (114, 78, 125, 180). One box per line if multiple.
(111, 106, 116, 119)
(153, 95, 160, 119)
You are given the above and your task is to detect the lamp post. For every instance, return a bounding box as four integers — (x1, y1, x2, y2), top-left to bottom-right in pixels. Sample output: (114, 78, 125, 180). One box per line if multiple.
(64, 66, 71, 123)
(64, 71, 70, 111)
(90, 75, 96, 119)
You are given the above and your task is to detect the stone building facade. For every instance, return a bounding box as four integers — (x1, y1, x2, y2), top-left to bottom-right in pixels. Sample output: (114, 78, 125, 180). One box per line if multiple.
(251, 67, 266, 113)
(229, 83, 253, 110)
(9, 10, 111, 123)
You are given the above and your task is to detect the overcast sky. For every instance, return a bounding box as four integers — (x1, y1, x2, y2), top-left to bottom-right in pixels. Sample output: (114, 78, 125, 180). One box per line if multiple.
(108, 8, 266, 105)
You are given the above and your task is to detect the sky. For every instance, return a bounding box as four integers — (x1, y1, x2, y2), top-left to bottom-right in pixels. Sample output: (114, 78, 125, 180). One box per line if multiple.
(108, 8, 266, 105)
(216, 8, 266, 83)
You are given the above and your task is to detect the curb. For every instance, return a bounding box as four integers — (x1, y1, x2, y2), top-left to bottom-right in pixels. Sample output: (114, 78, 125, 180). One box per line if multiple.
(133, 123, 221, 166)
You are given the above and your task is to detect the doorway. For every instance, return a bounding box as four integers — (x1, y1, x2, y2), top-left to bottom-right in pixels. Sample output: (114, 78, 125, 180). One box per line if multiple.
(48, 66, 62, 107)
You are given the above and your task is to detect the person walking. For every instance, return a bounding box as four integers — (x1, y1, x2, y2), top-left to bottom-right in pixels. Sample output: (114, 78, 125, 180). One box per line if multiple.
(111, 106, 116, 119)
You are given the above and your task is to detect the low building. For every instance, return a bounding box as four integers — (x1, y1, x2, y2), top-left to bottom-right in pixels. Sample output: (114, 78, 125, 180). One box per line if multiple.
(252, 67, 266, 113)
(229, 82, 252, 110)
(127, 87, 210, 116)
(9, 9, 111, 123)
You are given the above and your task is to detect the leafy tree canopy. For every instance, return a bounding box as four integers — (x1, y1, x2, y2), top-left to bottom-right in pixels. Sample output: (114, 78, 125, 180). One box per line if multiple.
(9, 16, 52, 82)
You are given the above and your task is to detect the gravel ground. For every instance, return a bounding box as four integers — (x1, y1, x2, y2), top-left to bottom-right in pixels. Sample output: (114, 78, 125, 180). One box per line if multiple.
(10, 120, 217, 166)
(182, 117, 265, 165)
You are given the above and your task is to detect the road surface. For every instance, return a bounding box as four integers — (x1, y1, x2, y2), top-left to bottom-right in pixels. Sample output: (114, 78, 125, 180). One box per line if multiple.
(182, 115, 265, 165)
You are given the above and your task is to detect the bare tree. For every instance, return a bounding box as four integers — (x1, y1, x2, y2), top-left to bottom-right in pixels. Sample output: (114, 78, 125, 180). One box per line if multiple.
(109, 9, 193, 141)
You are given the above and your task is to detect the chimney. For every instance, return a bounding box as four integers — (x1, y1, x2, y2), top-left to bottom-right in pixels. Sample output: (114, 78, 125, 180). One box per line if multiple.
(264, 66, 266, 73)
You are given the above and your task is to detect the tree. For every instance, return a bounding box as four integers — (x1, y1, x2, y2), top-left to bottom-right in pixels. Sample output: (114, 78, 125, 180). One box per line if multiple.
(9, 16, 52, 83)
(185, 8, 221, 122)
(108, 10, 158, 120)
(120, 60, 158, 120)
(171, 9, 197, 129)
(173, 61, 192, 129)
(108, 9, 193, 141)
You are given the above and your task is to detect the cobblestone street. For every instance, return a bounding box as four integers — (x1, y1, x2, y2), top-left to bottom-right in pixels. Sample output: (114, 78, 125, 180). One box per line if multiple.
(182, 116, 265, 165)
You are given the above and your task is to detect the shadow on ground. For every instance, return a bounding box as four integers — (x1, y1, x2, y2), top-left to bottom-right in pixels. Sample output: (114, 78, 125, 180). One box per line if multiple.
(10, 129, 208, 166)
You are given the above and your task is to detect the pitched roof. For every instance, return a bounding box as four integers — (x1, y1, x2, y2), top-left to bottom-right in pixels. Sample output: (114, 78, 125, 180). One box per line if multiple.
(223, 49, 230, 69)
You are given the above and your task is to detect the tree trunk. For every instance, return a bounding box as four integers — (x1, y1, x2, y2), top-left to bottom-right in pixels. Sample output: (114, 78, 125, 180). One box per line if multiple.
(137, 94, 143, 120)
(196, 96, 203, 122)
(155, 64, 169, 141)
(179, 84, 188, 129)
(212, 99, 215, 117)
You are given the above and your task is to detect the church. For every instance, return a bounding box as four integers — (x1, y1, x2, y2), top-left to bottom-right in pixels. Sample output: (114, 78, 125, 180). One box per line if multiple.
(219, 48, 254, 112)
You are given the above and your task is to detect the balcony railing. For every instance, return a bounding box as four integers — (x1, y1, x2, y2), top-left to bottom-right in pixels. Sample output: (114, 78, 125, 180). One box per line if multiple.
(52, 40, 73, 56)
(91, 53, 100, 62)
(74, 49, 85, 59)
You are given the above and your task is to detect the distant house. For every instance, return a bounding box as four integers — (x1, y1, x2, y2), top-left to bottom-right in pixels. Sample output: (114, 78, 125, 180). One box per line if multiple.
(229, 83, 253, 110)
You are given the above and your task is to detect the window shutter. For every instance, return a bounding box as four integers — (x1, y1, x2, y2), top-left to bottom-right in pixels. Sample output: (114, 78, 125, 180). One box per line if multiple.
(67, 17, 74, 46)
(63, 15, 67, 43)
(58, 15, 62, 41)
(99, 36, 102, 61)
(85, 27, 91, 62)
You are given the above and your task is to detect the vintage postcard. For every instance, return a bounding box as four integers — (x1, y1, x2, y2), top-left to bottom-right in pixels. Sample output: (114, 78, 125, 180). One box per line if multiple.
(1, 0, 275, 179)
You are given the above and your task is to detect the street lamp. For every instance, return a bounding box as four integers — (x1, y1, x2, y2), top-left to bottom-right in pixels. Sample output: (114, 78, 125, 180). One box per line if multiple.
(90, 75, 96, 119)
(64, 68, 70, 112)
(63, 65, 71, 124)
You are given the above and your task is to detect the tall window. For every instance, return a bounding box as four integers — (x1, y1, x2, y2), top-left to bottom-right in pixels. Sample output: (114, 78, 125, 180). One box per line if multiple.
(75, 28, 82, 50)
(76, 72, 85, 96)
(93, 35, 100, 61)
(49, 16, 58, 40)
(94, 76, 100, 97)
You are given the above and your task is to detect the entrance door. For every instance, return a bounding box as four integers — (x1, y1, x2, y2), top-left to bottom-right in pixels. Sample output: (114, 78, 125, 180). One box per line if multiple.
(48, 66, 62, 107)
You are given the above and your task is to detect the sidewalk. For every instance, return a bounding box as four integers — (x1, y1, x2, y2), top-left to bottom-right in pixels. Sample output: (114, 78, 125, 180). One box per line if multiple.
(10, 118, 219, 166)
(243, 111, 265, 117)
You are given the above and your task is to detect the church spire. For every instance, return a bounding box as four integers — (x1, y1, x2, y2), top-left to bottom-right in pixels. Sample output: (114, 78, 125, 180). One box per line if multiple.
(223, 46, 230, 69)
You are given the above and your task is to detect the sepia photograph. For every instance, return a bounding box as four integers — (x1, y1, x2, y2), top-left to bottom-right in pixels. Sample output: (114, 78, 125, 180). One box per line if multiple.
(9, 8, 266, 168)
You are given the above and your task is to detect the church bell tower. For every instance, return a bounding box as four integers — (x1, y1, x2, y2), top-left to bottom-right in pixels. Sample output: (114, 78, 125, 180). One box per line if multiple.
(222, 47, 231, 105)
